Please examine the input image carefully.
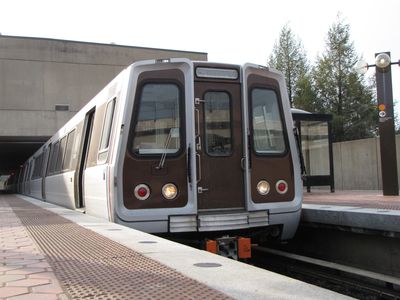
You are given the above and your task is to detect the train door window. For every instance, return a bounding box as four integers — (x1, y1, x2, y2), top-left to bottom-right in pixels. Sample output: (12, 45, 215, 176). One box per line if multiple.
(55, 137, 67, 173)
(251, 88, 286, 154)
(98, 98, 116, 162)
(204, 91, 232, 156)
(132, 83, 181, 155)
(63, 129, 76, 171)
(48, 142, 59, 175)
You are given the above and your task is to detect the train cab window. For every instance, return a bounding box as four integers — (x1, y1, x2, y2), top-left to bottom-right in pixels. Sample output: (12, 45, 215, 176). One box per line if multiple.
(204, 91, 232, 156)
(251, 88, 286, 154)
(98, 98, 116, 162)
(132, 83, 181, 155)
(63, 130, 76, 170)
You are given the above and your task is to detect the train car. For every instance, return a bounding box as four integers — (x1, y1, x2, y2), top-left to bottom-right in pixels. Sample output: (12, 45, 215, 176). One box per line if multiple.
(19, 58, 302, 244)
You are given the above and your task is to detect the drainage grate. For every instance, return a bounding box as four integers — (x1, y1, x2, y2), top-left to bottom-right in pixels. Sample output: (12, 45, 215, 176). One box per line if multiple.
(6, 197, 231, 300)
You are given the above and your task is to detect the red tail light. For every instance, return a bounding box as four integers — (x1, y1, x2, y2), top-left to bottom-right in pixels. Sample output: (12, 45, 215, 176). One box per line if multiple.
(134, 184, 150, 200)
(276, 180, 288, 194)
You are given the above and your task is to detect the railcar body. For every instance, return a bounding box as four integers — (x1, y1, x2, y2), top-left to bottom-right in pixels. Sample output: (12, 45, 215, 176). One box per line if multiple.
(19, 59, 302, 241)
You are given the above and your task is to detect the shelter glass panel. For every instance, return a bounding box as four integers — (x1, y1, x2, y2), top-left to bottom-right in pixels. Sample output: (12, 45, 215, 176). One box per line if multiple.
(301, 121, 330, 176)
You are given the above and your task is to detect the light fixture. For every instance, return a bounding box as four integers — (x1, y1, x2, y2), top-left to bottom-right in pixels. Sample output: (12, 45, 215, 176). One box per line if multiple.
(134, 184, 150, 201)
(256, 180, 270, 195)
(354, 60, 369, 75)
(162, 183, 178, 200)
(375, 53, 391, 69)
(276, 180, 288, 194)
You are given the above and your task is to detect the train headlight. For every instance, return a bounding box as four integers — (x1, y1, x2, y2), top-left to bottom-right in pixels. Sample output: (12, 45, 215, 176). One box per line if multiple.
(256, 180, 270, 195)
(162, 183, 178, 200)
(276, 180, 288, 194)
(134, 184, 150, 200)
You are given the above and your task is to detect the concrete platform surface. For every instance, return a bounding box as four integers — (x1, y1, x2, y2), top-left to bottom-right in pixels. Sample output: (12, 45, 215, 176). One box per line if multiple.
(303, 190, 400, 233)
(0, 194, 351, 300)
(304, 190, 400, 210)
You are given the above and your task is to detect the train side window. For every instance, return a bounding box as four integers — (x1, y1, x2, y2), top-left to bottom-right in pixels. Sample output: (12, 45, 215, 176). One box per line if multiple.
(132, 83, 181, 156)
(98, 98, 116, 162)
(32, 154, 43, 179)
(32, 157, 38, 179)
(48, 141, 60, 175)
(204, 91, 232, 156)
(63, 129, 76, 171)
(55, 136, 67, 173)
(41, 147, 50, 177)
(27, 163, 33, 181)
(251, 88, 286, 154)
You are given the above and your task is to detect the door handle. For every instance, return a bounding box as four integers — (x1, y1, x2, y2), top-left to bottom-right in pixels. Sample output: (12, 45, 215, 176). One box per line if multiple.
(197, 186, 209, 193)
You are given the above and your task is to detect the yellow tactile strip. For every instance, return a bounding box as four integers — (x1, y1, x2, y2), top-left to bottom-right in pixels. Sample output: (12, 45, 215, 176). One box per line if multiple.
(4, 195, 231, 300)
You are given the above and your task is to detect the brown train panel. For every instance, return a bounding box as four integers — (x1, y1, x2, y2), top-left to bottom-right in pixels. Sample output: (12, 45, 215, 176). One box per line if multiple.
(247, 73, 294, 203)
(250, 153, 295, 203)
(123, 69, 188, 209)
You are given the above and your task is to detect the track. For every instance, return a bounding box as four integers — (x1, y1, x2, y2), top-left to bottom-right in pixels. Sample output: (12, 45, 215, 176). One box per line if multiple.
(251, 246, 400, 299)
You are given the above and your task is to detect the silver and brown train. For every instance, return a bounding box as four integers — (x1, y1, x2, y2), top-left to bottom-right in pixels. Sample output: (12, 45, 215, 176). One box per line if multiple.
(17, 58, 302, 243)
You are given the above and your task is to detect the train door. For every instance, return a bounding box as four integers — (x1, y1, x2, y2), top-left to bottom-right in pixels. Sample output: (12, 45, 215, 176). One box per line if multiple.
(194, 81, 245, 210)
(75, 109, 95, 208)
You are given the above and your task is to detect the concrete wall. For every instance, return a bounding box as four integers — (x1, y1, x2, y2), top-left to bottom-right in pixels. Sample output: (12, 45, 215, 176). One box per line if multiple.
(0, 35, 207, 137)
(333, 136, 400, 190)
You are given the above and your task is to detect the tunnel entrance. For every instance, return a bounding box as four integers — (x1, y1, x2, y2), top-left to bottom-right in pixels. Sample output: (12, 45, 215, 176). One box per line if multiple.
(0, 136, 48, 175)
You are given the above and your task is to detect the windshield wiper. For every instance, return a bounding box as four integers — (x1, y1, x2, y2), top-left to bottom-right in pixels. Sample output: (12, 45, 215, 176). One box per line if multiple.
(156, 128, 178, 170)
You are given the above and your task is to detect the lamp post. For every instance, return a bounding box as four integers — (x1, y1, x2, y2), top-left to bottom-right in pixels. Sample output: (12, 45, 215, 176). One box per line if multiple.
(356, 52, 399, 196)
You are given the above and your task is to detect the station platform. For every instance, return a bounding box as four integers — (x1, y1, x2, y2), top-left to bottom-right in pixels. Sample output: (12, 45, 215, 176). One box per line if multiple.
(302, 190, 400, 234)
(0, 194, 349, 300)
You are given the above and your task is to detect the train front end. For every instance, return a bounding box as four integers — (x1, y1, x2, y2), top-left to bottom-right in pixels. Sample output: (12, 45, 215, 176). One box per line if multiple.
(115, 59, 302, 242)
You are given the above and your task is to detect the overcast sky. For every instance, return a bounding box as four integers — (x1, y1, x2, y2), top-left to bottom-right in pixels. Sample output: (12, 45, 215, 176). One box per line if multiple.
(1, 0, 399, 113)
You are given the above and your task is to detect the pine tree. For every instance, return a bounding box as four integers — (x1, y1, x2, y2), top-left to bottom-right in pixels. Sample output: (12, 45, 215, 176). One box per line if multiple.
(312, 15, 377, 141)
(268, 24, 309, 107)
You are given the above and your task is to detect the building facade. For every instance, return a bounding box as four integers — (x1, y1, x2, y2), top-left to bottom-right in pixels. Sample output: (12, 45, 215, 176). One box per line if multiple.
(0, 35, 207, 172)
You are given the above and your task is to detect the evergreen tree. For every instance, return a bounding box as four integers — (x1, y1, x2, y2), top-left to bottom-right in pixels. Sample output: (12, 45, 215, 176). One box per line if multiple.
(268, 24, 309, 107)
(312, 15, 377, 142)
(292, 73, 320, 112)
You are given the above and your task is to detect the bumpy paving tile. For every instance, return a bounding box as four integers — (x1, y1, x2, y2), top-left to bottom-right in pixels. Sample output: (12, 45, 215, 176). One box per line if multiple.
(0, 197, 69, 300)
(2, 194, 231, 300)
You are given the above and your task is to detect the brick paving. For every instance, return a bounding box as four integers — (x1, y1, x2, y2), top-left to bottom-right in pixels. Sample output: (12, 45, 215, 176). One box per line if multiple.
(1, 194, 232, 300)
(0, 197, 68, 300)
(304, 190, 400, 210)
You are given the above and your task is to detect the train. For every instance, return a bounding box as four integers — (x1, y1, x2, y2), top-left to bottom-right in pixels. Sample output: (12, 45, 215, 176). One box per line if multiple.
(16, 58, 302, 246)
